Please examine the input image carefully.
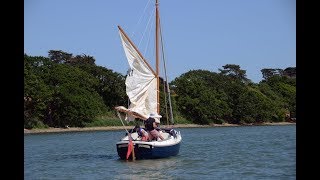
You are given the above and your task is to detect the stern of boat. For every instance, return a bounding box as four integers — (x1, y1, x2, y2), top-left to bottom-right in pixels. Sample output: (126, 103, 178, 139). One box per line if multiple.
(116, 129, 182, 160)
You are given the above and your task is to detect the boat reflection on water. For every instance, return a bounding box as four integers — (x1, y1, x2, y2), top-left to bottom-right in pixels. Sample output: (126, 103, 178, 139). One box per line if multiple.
(116, 157, 181, 179)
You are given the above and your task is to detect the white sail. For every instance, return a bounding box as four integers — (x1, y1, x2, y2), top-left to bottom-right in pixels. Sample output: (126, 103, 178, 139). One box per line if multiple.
(119, 29, 157, 121)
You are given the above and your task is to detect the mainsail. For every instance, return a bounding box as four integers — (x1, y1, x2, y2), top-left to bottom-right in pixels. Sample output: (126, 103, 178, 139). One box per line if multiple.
(118, 28, 157, 121)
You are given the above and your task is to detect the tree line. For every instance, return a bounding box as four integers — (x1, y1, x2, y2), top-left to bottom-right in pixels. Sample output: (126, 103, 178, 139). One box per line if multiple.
(24, 50, 296, 128)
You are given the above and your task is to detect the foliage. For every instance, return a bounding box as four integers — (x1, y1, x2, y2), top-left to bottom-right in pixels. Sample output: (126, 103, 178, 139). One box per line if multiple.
(263, 76, 296, 118)
(24, 55, 54, 128)
(283, 67, 296, 78)
(84, 117, 124, 127)
(25, 50, 296, 128)
(236, 87, 280, 123)
(76, 65, 127, 111)
(24, 52, 120, 128)
(261, 68, 283, 80)
(219, 64, 250, 83)
(171, 66, 295, 125)
(171, 70, 232, 124)
(48, 50, 72, 64)
(261, 67, 296, 80)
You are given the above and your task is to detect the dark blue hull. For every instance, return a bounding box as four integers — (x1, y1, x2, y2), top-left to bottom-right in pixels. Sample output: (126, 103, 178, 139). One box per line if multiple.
(117, 142, 181, 160)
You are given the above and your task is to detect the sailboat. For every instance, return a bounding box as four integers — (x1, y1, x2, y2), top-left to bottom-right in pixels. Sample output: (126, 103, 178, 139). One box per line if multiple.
(114, 0, 182, 160)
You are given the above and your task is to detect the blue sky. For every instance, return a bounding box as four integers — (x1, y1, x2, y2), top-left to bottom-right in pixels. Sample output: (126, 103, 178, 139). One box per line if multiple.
(24, 0, 296, 83)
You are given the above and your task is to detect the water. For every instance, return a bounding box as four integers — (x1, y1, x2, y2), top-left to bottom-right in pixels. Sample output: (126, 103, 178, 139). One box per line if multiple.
(24, 125, 296, 179)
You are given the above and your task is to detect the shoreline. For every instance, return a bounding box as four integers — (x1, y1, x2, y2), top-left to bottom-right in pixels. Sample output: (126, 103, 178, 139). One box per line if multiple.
(24, 122, 295, 134)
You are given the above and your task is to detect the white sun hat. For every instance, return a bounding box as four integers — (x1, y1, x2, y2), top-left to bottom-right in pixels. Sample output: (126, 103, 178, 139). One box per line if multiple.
(149, 112, 162, 123)
(149, 112, 162, 118)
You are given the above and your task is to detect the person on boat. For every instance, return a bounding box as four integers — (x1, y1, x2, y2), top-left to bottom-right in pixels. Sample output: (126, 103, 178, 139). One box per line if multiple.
(114, 106, 164, 141)
(134, 125, 149, 141)
(144, 113, 164, 141)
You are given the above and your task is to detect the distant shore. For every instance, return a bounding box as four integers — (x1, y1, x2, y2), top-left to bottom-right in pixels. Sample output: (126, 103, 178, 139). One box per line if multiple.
(24, 122, 295, 134)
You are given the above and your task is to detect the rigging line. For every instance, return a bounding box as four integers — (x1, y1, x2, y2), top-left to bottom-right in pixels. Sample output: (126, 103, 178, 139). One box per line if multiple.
(116, 111, 129, 134)
(162, 75, 169, 126)
(159, 16, 174, 125)
(138, 8, 155, 49)
(131, 0, 152, 38)
(143, 11, 155, 57)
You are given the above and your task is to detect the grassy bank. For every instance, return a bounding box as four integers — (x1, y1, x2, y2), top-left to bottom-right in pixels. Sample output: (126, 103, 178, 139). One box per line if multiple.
(24, 122, 295, 134)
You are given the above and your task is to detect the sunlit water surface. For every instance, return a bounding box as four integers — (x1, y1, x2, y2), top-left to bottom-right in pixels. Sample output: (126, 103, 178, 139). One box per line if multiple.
(25, 125, 296, 179)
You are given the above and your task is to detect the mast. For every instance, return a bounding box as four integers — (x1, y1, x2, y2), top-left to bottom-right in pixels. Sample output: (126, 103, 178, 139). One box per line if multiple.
(156, 0, 160, 114)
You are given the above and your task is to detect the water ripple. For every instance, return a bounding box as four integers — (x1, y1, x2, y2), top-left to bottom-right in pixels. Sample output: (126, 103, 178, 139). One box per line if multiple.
(25, 125, 296, 179)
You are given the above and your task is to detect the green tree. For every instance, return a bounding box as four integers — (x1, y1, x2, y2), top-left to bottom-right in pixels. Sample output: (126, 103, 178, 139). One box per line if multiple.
(257, 74, 296, 119)
(261, 68, 283, 80)
(76, 65, 127, 111)
(219, 64, 250, 83)
(283, 67, 296, 78)
(236, 86, 283, 123)
(44, 63, 107, 127)
(48, 50, 72, 64)
(24, 53, 109, 128)
(171, 70, 231, 124)
(24, 55, 54, 128)
(67, 54, 96, 66)
(221, 79, 246, 124)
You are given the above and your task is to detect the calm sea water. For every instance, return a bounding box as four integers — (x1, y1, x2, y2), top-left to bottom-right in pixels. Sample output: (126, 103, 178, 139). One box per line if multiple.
(24, 125, 296, 179)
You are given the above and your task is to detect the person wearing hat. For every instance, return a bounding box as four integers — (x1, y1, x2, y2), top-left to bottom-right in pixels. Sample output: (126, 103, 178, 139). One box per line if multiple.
(114, 107, 164, 141)
(144, 113, 164, 141)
